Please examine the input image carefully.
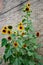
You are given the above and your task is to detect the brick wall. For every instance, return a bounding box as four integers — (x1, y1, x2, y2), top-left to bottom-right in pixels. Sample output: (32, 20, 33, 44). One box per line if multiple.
(0, 0, 43, 65)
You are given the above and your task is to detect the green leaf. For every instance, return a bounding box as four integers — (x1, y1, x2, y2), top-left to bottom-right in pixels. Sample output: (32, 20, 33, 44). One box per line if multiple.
(8, 55, 15, 64)
(11, 34, 16, 38)
(25, 26, 29, 31)
(5, 43, 10, 48)
(25, 48, 33, 56)
(3, 54, 8, 62)
(22, 59, 29, 65)
(1, 38, 7, 47)
(13, 58, 22, 65)
(16, 38, 23, 47)
(28, 51, 33, 56)
(27, 12, 31, 16)
(11, 34, 16, 42)
(29, 61, 35, 65)
(29, 38, 37, 44)
(33, 45, 37, 49)
(5, 46, 10, 54)
(27, 33, 33, 38)
(22, 19, 26, 22)
(5, 49, 12, 59)
(38, 61, 43, 65)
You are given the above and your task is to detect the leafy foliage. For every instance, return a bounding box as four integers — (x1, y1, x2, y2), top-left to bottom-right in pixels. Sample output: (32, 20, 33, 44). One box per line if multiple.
(1, 3, 43, 65)
(1, 38, 7, 47)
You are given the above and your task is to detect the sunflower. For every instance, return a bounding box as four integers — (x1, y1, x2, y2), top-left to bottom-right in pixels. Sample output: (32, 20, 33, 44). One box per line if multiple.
(1, 26, 8, 34)
(27, 3, 30, 7)
(23, 44, 27, 48)
(25, 7, 30, 11)
(13, 42, 18, 48)
(14, 31, 17, 35)
(36, 32, 40, 37)
(18, 25, 24, 31)
(19, 22, 23, 25)
(1, 28, 7, 34)
(8, 36, 12, 40)
(3, 26, 8, 30)
(21, 32, 25, 36)
(7, 29, 12, 35)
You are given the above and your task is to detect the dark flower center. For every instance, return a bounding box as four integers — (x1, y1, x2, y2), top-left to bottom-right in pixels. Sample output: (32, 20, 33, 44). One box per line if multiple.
(28, 4, 30, 6)
(8, 36, 11, 40)
(4, 27, 7, 29)
(23, 44, 26, 48)
(14, 43, 17, 46)
(22, 32, 25, 36)
(3, 30, 6, 32)
(20, 26, 22, 29)
(8, 31, 10, 34)
(26, 7, 29, 11)
(36, 32, 40, 37)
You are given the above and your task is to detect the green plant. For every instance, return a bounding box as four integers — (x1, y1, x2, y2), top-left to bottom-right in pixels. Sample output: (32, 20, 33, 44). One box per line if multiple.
(1, 3, 43, 65)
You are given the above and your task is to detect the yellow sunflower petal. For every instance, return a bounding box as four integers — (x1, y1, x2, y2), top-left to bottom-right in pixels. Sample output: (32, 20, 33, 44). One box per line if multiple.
(25, 7, 30, 11)
(2, 26, 8, 30)
(1, 28, 7, 34)
(26, 2, 30, 7)
(18, 25, 24, 31)
(19, 22, 23, 25)
(7, 29, 12, 35)
(13, 42, 18, 48)
(4, 26, 8, 29)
